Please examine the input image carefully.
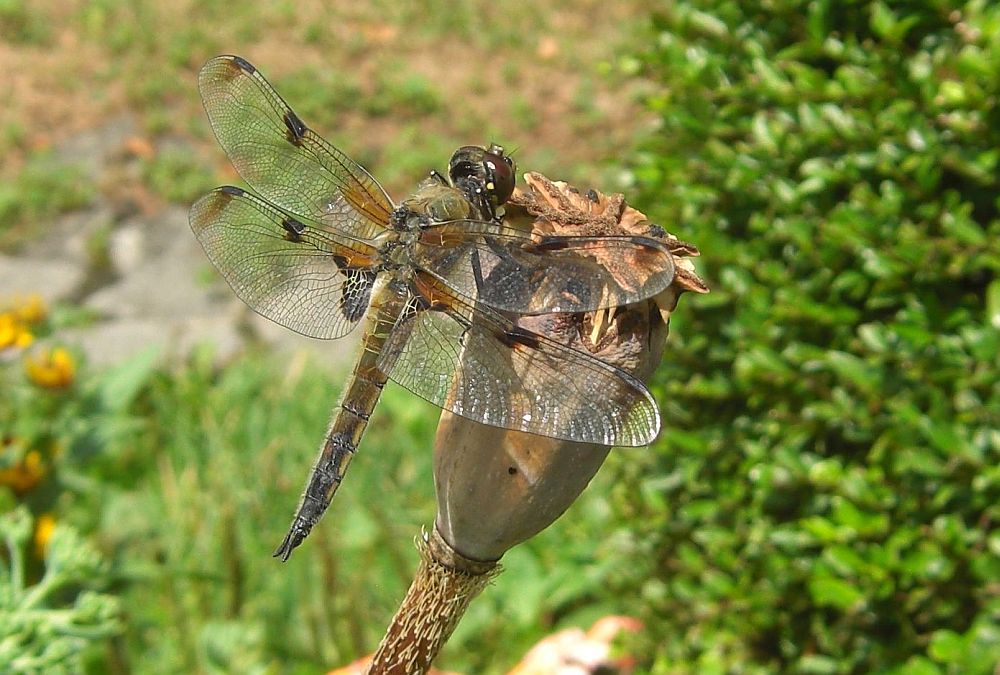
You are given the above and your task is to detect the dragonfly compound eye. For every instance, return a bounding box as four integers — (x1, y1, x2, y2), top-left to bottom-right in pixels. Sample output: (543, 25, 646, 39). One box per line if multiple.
(483, 144, 515, 206)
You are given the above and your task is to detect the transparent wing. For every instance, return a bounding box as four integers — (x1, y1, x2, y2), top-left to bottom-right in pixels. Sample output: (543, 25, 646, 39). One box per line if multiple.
(411, 222, 676, 314)
(378, 276, 659, 446)
(189, 186, 381, 339)
(199, 55, 393, 241)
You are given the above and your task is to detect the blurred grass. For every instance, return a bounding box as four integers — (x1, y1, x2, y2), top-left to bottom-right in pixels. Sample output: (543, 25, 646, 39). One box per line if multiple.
(1, 0, 654, 253)
(0, 153, 96, 250)
(4, 0, 662, 671)
(98, 347, 438, 670)
(1, 328, 640, 672)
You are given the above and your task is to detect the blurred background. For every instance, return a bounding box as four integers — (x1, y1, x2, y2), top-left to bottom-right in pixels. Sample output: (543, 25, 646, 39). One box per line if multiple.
(1, 1, 998, 673)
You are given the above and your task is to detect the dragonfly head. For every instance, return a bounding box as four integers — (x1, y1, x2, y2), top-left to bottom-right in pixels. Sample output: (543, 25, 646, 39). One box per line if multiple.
(449, 144, 516, 210)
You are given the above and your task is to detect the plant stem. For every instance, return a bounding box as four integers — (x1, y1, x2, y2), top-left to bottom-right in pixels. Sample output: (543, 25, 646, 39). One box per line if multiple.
(366, 529, 497, 675)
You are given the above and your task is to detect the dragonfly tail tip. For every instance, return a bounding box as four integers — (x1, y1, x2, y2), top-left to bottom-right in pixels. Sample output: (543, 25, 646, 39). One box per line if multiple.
(272, 532, 299, 562)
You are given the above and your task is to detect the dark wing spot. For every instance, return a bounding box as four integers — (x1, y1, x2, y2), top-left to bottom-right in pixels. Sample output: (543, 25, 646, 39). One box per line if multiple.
(507, 466, 518, 475)
(281, 217, 306, 242)
(341, 269, 375, 322)
(470, 247, 485, 291)
(498, 326, 542, 351)
(586, 189, 600, 203)
(283, 111, 307, 145)
(231, 56, 256, 74)
(648, 224, 666, 238)
(530, 237, 572, 252)
(219, 185, 245, 197)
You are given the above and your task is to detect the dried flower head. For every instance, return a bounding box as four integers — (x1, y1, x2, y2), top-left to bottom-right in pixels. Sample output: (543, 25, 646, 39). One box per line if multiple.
(433, 172, 707, 563)
(369, 172, 707, 674)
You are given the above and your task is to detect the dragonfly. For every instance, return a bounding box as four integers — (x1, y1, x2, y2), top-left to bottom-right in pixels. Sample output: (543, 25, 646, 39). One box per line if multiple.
(189, 55, 678, 561)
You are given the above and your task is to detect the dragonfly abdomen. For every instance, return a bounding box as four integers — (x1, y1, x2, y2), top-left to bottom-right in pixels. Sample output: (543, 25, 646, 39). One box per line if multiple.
(273, 286, 403, 561)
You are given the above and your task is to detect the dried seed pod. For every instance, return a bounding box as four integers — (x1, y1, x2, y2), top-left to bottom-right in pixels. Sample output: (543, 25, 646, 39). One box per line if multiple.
(434, 172, 707, 562)
(368, 173, 707, 674)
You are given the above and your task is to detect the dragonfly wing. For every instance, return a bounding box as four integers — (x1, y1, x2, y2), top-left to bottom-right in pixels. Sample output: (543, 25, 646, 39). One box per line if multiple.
(411, 222, 676, 314)
(198, 55, 393, 240)
(190, 186, 380, 339)
(378, 275, 659, 446)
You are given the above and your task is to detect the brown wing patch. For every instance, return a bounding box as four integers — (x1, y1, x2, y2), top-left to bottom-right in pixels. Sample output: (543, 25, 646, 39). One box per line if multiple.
(412, 271, 458, 312)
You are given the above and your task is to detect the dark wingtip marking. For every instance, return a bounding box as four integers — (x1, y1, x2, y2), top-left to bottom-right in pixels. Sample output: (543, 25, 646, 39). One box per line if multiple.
(281, 216, 306, 242)
(634, 235, 675, 256)
(531, 237, 572, 252)
(283, 111, 307, 145)
(219, 185, 245, 197)
(231, 55, 256, 74)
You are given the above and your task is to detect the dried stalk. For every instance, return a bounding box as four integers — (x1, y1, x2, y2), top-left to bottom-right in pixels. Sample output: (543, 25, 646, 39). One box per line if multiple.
(367, 530, 498, 674)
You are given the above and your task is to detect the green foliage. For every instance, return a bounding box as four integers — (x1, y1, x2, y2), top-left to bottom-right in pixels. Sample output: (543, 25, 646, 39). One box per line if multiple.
(141, 146, 216, 204)
(0, 507, 121, 672)
(105, 348, 443, 671)
(363, 70, 444, 118)
(0, 0, 52, 45)
(614, 1, 1000, 672)
(0, 297, 647, 672)
(0, 153, 95, 251)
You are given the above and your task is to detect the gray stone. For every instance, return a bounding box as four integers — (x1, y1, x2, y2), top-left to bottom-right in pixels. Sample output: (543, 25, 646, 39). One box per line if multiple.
(61, 316, 243, 369)
(54, 116, 135, 177)
(0, 255, 85, 303)
(108, 223, 145, 275)
(85, 207, 216, 320)
(19, 205, 117, 268)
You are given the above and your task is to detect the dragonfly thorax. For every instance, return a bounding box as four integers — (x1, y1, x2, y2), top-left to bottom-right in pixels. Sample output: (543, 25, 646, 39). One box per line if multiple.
(397, 182, 484, 228)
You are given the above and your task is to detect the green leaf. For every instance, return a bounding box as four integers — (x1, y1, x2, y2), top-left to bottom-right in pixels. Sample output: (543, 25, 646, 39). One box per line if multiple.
(808, 575, 864, 610)
(987, 279, 1000, 330)
(93, 345, 162, 413)
(927, 629, 965, 663)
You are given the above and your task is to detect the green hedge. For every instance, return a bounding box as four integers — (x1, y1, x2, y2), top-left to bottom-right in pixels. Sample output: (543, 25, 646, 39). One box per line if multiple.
(616, 2, 1000, 672)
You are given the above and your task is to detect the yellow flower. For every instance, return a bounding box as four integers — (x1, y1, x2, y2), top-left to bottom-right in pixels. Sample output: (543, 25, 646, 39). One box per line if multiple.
(12, 294, 47, 325)
(0, 312, 33, 350)
(24, 347, 76, 389)
(35, 513, 57, 557)
(0, 449, 46, 494)
(0, 313, 18, 348)
(16, 330, 34, 348)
